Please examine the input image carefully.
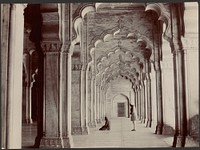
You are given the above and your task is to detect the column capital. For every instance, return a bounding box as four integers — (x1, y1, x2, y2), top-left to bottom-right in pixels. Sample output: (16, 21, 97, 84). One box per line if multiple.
(154, 61, 161, 71)
(41, 41, 62, 53)
(11, 4, 27, 9)
(81, 64, 87, 71)
(72, 64, 83, 71)
(61, 43, 71, 53)
(171, 37, 184, 55)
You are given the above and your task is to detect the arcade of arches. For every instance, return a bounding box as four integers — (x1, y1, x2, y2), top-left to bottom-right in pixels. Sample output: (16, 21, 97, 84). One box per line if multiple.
(1, 2, 199, 149)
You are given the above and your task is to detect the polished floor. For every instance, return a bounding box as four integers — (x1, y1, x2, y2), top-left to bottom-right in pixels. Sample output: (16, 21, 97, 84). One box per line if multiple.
(22, 117, 178, 148)
(72, 118, 172, 148)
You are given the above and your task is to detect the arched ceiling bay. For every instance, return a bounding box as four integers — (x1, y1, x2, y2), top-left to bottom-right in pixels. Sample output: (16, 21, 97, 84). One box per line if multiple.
(78, 3, 161, 88)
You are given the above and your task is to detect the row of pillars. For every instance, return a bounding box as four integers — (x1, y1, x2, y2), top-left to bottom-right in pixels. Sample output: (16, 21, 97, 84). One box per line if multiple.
(133, 62, 152, 128)
(86, 76, 106, 128)
(133, 4, 188, 147)
(3, 3, 188, 148)
(70, 63, 106, 135)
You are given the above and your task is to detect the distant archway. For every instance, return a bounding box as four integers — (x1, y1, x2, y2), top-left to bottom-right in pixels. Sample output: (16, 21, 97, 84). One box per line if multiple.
(111, 94, 130, 118)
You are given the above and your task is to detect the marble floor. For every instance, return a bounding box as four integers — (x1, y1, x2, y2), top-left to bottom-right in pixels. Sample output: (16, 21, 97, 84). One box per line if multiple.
(72, 117, 173, 148)
(22, 117, 177, 148)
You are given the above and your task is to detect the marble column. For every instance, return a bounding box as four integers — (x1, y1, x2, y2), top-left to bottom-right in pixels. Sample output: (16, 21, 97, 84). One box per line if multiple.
(90, 77, 97, 127)
(146, 71, 152, 128)
(102, 89, 106, 120)
(134, 88, 138, 118)
(155, 61, 164, 134)
(144, 79, 148, 124)
(90, 78, 94, 127)
(128, 91, 131, 118)
(96, 85, 100, 124)
(170, 4, 187, 147)
(99, 86, 103, 121)
(140, 83, 145, 123)
(6, 4, 26, 149)
(23, 53, 33, 124)
(172, 49, 187, 147)
(80, 68, 89, 134)
(38, 42, 73, 148)
(145, 60, 152, 127)
(150, 68, 158, 129)
(93, 78, 97, 126)
(86, 71, 92, 127)
(138, 85, 142, 120)
(71, 63, 82, 135)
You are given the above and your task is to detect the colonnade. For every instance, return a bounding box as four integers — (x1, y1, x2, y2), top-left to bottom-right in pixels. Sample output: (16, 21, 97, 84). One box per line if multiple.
(1, 3, 198, 149)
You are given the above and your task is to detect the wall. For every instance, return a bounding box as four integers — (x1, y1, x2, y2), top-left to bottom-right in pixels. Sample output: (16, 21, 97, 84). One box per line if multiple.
(112, 95, 128, 118)
(161, 38, 175, 135)
(183, 2, 199, 142)
(106, 77, 133, 119)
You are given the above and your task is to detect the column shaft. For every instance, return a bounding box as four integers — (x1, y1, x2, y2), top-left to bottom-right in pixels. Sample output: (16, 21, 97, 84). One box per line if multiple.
(155, 62, 164, 134)
(172, 50, 187, 147)
(37, 44, 73, 148)
(146, 75, 152, 128)
(6, 4, 25, 148)
(81, 69, 89, 134)
(171, 4, 187, 147)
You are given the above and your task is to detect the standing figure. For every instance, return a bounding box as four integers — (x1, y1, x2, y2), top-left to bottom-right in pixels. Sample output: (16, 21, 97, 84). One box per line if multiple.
(99, 116, 110, 130)
(130, 104, 137, 131)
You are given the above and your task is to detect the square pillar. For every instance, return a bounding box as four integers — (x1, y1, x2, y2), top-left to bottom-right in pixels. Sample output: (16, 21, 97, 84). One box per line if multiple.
(37, 42, 73, 148)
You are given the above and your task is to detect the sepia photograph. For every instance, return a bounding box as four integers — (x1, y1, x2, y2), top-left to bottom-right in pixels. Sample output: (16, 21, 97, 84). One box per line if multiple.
(1, 1, 199, 149)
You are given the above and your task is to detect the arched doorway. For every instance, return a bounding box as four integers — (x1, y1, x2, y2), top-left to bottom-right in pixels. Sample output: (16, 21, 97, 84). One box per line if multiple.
(112, 94, 130, 118)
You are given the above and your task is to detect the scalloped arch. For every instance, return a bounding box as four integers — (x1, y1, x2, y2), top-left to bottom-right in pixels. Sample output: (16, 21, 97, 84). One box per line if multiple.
(145, 3, 171, 42)
(90, 31, 153, 60)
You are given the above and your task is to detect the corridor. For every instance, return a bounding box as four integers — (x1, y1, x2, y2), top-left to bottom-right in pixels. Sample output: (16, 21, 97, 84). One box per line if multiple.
(1, 2, 199, 149)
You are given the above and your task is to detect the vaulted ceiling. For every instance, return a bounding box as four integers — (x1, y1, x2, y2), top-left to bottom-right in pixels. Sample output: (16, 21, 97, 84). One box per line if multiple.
(78, 3, 161, 88)
(24, 3, 165, 89)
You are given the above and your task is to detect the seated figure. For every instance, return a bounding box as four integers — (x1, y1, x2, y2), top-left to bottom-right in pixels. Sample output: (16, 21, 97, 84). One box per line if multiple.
(99, 116, 110, 130)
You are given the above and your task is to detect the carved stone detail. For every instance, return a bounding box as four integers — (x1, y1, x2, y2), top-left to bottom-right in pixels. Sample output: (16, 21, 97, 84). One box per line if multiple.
(41, 42, 62, 53)
(72, 64, 83, 70)
(162, 124, 175, 135)
(71, 127, 83, 135)
(81, 126, 89, 135)
(40, 137, 71, 148)
(71, 126, 89, 135)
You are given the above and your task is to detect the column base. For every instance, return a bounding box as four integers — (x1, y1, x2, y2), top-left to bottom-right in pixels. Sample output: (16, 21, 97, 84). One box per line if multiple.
(145, 119, 152, 128)
(72, 126, 89, 135)
(26, 118, 33, 124)
(142, 118, 146, 124)
(172, 135, 186, 147)
(39, 136, 73, 148)
(162, 124, 174, 135)
(96, 119, 102, 124)
(88, 122, 92, 128)
(143, 118, 148, 124)
(88, 121, 97, 128)
(140, 117, 144, 123)
(155, 124, 163, 134)
(81, 126, 89, 135)
(34, 135, 42, 148)
(185, 136, 199, 147)
(92, 121, 97, 128)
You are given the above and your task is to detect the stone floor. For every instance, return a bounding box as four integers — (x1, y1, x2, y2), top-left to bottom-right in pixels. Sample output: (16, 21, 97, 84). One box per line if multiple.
(72, 117, 172, 148)
(22, 117, 177, 148)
